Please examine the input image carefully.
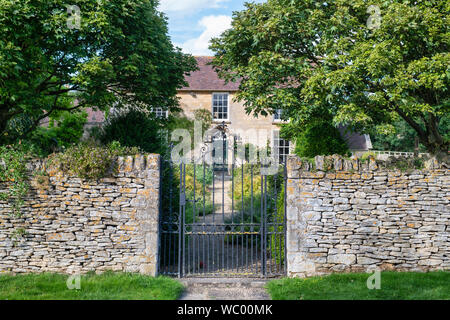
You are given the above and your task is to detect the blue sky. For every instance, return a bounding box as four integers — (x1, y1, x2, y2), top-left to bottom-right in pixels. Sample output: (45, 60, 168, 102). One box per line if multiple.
(158, 0, 265, 56)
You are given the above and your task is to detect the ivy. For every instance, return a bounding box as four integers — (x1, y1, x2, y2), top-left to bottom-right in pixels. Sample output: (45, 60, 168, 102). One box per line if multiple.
(0, 145, 30, 217)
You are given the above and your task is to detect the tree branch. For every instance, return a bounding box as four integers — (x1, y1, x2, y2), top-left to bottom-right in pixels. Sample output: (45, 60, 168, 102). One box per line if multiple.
(395, 107, 427, 139)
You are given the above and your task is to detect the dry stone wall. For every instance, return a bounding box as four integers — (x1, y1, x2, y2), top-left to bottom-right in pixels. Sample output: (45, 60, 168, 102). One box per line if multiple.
(286, 155, 449, 277)
(0, 154, 160, 275)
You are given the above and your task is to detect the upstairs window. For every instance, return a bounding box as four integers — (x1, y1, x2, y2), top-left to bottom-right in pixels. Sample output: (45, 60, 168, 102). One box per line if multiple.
(212, 93, 229, 121)
(273, 109, 283, 122)
(274, 108, 290, 122)
(273, 130, 290, 164)
(153, 107, 169, 119)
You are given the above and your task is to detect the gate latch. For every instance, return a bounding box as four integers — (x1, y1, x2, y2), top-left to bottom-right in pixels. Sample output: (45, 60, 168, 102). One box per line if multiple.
(180, 192, 186, 206)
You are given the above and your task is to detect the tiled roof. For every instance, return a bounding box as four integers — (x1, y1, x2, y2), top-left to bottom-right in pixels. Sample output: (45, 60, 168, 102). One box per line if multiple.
(338, 126, 371, 151)
(180, 56, 241, 91)
(85, 108, 105, 124)
(39, 104, 105, 126)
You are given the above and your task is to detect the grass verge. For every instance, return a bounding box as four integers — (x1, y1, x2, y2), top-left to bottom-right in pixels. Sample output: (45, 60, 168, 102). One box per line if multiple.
(266, 271, 450, 300)
(0, 272, 184, 300)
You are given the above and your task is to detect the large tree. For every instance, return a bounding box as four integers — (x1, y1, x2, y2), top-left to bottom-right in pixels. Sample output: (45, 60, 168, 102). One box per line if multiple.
(0, 0, 196, 141)
(211, 0, 449, 162)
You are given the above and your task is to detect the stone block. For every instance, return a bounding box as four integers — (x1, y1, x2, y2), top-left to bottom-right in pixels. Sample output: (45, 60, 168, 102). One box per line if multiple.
(327, 254, 356, 265)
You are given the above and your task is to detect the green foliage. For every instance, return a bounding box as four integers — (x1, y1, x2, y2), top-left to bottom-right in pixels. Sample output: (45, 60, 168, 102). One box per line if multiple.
(184, 164, 214, 187)
(0, 145, 30, 217)
(361, 151, 377, 161)
(211, 0, 449, 159)
(0, 273, 185, 300)
(371, 116, 450, 153)
(282, 120, 350, 158)
(267, 271, 450, 300)
(49, 111, 88, 148)
(95, 108, 165, 154)
(0, 0, 197, 142)
(24, 111, 88, 157)
(229, 164, 263, 218)
(50, 141, 140, 180)
(34, 170, 50, 189)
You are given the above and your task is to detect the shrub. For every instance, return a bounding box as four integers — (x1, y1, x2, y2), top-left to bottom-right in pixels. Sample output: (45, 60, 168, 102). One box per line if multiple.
(294, 121, 350, 157)
(49, 141, 140, 180)
(3, 111, 88, 158)
(49, 111, 88, 148)
(281, 120, 350, 158)
(96, 108, 165, 154)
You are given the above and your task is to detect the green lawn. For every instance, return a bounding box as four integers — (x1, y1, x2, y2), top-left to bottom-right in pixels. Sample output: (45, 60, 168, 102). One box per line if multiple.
(266, 271, 450, 300)
(0, 272, 184, 300)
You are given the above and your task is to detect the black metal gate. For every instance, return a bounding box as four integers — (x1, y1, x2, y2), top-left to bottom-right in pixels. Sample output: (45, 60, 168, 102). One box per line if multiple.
(158, 136, 287, 278)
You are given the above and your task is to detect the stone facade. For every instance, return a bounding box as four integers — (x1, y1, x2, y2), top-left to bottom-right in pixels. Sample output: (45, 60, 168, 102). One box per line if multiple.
(178, 91, 285, 150)
(286, 155, 449, 277)
(0, 154, 160, 275)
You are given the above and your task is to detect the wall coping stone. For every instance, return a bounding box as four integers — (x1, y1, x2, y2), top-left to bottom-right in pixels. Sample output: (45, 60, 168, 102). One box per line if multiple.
(287, 155, 447, 179)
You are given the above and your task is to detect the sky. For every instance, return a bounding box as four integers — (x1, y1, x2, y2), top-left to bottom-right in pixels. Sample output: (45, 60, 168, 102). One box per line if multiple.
(158, 0, 265, 56)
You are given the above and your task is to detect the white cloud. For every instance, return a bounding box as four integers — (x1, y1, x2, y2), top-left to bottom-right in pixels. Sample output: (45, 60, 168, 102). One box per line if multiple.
(179, 15, 232, 55)
(159, 0, 229, 13)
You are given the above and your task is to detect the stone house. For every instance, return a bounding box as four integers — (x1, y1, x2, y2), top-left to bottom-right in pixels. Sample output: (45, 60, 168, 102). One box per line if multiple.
(176, 56, 372, 161)
(177, 56, 293, 164)
(80, 56, 372, 160)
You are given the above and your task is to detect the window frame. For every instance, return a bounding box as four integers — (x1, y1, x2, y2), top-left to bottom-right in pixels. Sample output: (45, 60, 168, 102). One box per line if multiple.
(212, 92, 230, 122)
(273, 108, 290, 123)
(273, 108, 283, 122)
(153, 107, 169, 119)
(272, 129, 291, 164)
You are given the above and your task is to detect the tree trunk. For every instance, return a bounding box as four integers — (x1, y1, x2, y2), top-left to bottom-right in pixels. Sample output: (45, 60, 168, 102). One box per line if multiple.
(414, 137, 419, 157)
(421, 114, 449, 165)
(422, 140, 449, 165)
(418, 130, 449, 165)
(397, 110, 448, 165)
